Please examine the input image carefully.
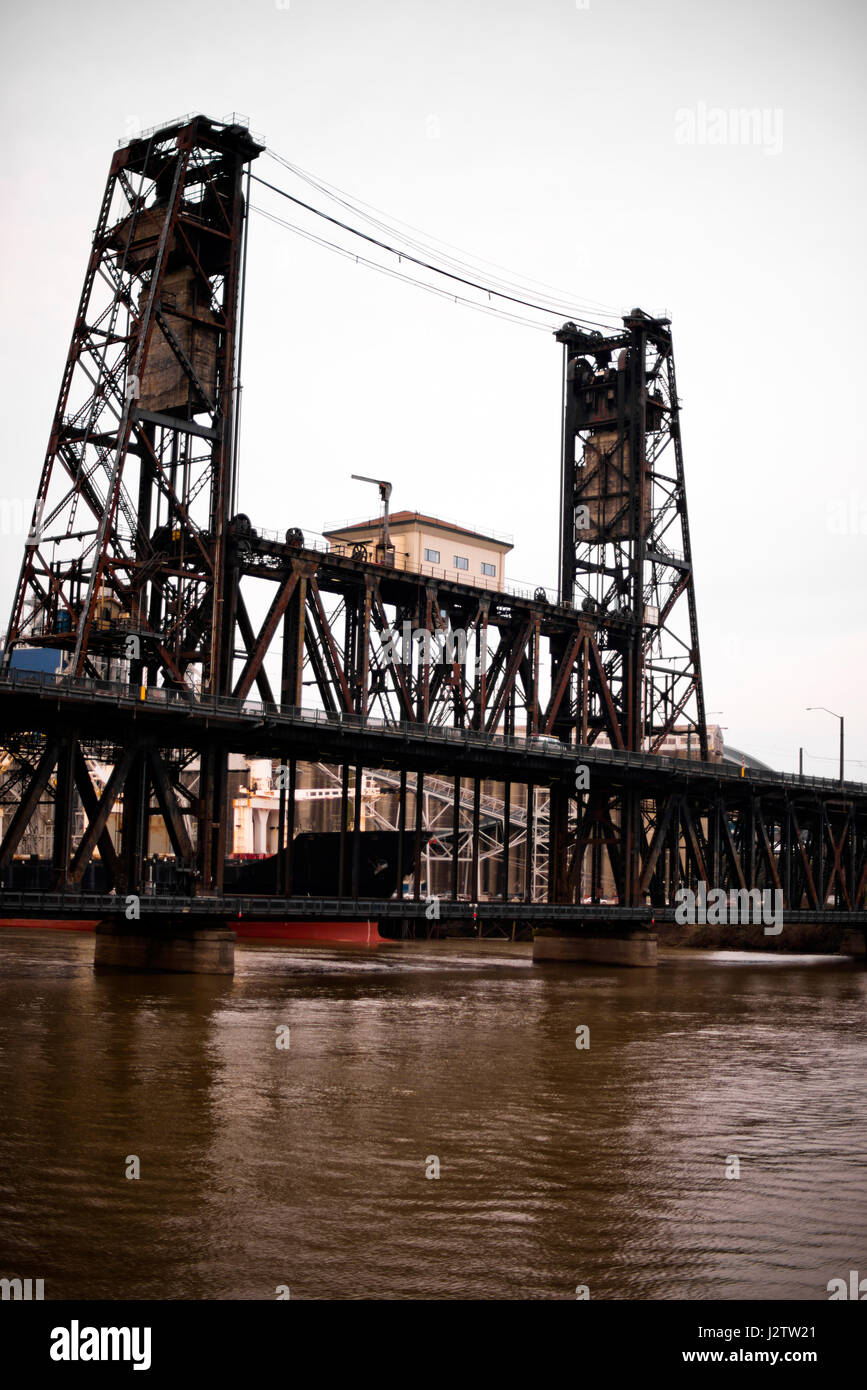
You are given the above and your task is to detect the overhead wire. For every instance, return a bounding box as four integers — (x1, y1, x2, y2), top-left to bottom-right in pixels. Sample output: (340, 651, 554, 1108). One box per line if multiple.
(265, 147, 623, 324)
(251, 162, 622, 333)
(251, 203, 555, 331)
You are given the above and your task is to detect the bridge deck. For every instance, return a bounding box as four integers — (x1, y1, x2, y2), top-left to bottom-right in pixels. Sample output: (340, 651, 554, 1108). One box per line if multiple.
(0, 893, 865, 926)
(1, 669, 864, 799)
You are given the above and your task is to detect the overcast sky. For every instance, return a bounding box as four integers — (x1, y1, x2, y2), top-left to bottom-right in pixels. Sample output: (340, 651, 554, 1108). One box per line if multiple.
(1, 0, 865, 775)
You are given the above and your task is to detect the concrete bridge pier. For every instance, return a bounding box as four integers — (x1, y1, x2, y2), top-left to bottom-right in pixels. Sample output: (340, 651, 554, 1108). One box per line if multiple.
(93, 919, 235, 975)
(533, 925, 658, 967)
(839, 928, 866, 959)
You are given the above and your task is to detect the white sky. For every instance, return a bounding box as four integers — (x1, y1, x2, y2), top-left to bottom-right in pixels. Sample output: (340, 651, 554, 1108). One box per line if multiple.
(1, 0, 865, 775)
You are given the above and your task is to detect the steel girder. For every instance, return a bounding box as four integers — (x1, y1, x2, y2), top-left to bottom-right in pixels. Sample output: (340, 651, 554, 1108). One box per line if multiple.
(223, 533, 636, 748)
(2, 716, 866, 919)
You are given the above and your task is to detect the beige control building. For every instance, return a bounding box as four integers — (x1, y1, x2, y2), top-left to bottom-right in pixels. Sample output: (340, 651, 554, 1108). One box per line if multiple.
(323, 511, 513, 591)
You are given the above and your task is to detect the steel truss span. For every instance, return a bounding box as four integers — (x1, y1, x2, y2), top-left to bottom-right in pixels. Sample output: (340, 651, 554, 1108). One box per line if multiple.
(0, 115, 864, 931)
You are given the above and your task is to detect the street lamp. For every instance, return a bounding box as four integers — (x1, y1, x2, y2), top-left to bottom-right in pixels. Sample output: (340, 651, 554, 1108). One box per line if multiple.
(807, 706, 844, 785)
(351, 473, 393, 563)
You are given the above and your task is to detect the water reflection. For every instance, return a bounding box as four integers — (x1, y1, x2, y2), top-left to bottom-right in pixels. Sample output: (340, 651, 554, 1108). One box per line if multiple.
(0, 932, 864, 1300)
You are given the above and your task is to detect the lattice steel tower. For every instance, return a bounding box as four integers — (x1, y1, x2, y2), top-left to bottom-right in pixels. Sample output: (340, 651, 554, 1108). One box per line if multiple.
(555, 310, 707, 758)
(2, 114, 264, 697)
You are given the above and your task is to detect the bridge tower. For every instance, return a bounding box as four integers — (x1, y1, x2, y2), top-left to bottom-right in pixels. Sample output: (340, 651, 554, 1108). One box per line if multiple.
(1, 114, 264, 904)
(2, 113, 263, 695)
(555, 311, 707, 759)
(541, 311, 708, 934)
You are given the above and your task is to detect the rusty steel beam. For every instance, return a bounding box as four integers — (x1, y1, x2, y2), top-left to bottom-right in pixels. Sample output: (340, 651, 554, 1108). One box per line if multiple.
(0, 740, 60, 867)
(233, 569, 300, 701)
(72, 745, 124, 889)
(147, 747, 194, 867)
(235, 591, 277, 705)
(69, 746, 136, 885)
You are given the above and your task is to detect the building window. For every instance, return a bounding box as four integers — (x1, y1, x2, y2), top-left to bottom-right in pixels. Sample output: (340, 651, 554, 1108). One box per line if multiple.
(424, 547, 440, 563)
(454, 555, 469, 570)
(481, 561, 496, 577)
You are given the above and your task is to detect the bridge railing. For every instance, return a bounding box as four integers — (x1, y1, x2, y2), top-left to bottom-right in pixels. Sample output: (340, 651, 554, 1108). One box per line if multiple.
(251, 527, 562, 606)
(0, 666, 864, 796)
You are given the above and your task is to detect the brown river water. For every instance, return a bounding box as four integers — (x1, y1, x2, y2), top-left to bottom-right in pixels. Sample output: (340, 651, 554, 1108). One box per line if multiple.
(0, 930, 864, 1301)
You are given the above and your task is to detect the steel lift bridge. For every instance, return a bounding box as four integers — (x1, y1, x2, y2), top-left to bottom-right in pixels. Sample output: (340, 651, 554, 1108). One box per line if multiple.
(0, 114, 865, 971)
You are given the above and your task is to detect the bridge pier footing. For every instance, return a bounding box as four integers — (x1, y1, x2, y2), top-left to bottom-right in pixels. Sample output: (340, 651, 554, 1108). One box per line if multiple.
(93, 920, 235, 975)
(839, 928, 866, 959)
(532, 926, 657, 967)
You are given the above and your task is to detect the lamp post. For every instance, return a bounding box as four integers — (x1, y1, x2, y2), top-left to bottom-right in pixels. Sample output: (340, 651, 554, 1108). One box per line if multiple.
(351, 473, 393, 561)
(807, 706, 844, 785)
